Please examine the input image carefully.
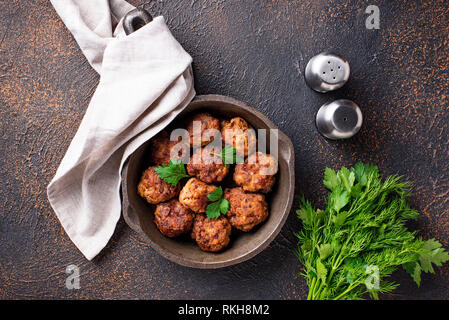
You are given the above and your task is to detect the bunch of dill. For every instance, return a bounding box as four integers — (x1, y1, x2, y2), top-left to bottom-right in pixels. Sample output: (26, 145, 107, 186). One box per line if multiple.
(295, 162, 449, 300)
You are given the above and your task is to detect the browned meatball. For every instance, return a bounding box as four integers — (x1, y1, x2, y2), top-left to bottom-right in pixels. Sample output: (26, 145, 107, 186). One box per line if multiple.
(154, 199, 195, 237)
(187, 144, 229, 184)
(224, 187, 269, 231)
(233, 152, 278, 193)
(186, 113, 220, 147)
(137, 166, 180, 204)
(150, 130, 189, 165)
(221, 117, 257, 157)
(191, 214, 231, 252)
(179, 178, 216, 213)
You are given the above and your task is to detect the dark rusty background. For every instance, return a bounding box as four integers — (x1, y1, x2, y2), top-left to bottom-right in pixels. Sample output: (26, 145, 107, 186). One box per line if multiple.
(1, 0, 448, 299)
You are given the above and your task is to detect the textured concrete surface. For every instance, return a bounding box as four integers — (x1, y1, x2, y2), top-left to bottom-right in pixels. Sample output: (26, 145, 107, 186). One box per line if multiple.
(0, 0, 448, 299)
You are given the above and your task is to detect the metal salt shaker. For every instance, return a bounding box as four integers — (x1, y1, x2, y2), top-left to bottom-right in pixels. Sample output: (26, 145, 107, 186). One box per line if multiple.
(305, 52, 350, 93)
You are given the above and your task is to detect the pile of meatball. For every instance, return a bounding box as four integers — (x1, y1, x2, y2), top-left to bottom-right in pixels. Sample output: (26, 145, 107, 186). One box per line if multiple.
(137, 113, 278, 252)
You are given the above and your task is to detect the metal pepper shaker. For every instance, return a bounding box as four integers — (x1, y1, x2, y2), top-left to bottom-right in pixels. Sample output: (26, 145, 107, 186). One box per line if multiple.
(305, 52, 350, 93)
(316, 99, 363, 139)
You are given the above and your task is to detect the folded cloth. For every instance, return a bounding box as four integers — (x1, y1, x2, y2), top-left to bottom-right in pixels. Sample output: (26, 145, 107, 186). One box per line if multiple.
(47, 0, 195, 260)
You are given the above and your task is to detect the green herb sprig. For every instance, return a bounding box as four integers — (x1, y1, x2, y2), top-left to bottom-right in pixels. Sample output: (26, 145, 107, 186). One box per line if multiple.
(206, 186, 230, 219)
(295, 162, 449, 300)
(211, 146, 244, 168)
(154, 159, 190, 186)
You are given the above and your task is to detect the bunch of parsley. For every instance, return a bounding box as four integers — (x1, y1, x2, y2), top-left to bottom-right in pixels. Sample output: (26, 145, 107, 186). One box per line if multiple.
(295, 162, 449, 300)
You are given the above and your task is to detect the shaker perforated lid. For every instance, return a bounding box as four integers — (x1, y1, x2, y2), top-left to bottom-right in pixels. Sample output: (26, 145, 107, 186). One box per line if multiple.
(305, 52, 350, 93)
(316, 99, 362, 139)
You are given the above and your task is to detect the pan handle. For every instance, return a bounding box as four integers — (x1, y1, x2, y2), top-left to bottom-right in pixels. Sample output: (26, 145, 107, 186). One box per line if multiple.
(123, 8, 153, 35)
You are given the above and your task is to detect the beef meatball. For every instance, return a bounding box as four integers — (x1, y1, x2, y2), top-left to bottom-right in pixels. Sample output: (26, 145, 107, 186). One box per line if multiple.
(186, 113, 220, 147)
(154, 199, 195, 237)
(137, 166, 180, 204)
(150, 130, 189, 165)
(221, 117, 257, 157)
(191, 214, 231, 252)
(233, 152, 278, 193)
(187, 144, 229, 184)
(224, 187, 269, 231)
(179, 178, 216, 213)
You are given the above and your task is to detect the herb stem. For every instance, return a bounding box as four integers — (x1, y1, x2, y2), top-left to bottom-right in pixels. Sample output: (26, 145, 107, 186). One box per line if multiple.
(306, 278, 316, 300)
(332, 283, 358, 300)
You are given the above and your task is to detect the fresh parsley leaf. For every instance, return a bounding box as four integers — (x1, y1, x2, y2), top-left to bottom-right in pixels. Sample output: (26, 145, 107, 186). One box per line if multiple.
(206, 201, 222, 219)
(316, 259, 328, 283)
(332, 211, 349, 227)
(154, 159, 190, 186)
(301, 240, 313, 251)
(207, 186, 223, 202)
(403, 239, 449, 288)
(338, 166, 355, 193)
(318, 243, 333, 261)
(212, 146, 244, 168)
(329, 188, 350, 213)
(296, 197, 314, 226)
(350, 183, 363, 197)
(403, 262, 422, 287)
(323, 167, 340, 190)
(352, 162, 367, 185)
(418, 238, 449, 273)
(219, 198, 230, 214)
(325, 166, 355, 193)
(351, 162, 379, 186)
(206, 187, 230, 219)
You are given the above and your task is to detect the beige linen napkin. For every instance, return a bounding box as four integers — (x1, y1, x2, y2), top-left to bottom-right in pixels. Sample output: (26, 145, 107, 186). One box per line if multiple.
(48, 0, 195, 260)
